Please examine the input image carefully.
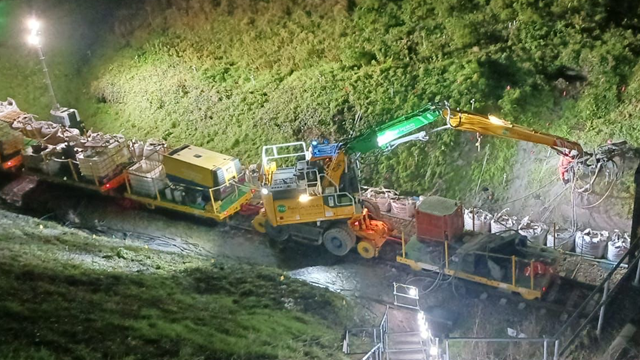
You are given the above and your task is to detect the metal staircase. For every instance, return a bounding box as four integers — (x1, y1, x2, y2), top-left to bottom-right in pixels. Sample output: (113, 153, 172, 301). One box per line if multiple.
(385, 332, 428, 360)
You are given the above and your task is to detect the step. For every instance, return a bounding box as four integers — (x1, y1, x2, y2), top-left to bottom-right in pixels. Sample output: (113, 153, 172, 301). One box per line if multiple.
(387, 339, 424, 350)
(386, 349, 427, 360)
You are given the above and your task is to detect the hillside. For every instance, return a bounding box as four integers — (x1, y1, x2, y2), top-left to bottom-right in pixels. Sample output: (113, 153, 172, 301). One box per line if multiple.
(1, 0, 640, 201)
(0, 210, 351, 360)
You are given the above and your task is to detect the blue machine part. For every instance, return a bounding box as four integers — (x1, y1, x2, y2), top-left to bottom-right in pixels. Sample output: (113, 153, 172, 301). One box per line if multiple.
(310, 143, 341, 159)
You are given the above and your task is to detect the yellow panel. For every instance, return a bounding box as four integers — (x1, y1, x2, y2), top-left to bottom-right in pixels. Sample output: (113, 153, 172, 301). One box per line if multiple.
(264, 194, 356, 226)
(163, 145, 237, 188)
(272, 197, 325, 223)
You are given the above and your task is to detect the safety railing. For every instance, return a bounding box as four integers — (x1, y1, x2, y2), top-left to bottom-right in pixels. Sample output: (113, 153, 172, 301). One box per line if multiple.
(361, 343, 383, 360)
(393, 283, 420, 309)
(344, 306, 389, 360)
(261, 142, 307, 178)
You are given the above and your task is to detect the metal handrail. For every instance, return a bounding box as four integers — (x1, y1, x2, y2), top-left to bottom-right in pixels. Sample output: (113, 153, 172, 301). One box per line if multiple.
(261, 142, 307, 171)
(361, 343, 382, 360)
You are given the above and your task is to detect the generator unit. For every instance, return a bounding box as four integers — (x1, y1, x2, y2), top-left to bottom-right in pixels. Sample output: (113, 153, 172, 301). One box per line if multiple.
(51, 107, 84, 131)
(163, 145, 242, 201)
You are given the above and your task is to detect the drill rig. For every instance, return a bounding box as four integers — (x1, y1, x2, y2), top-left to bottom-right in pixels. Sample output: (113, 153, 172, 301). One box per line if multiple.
(252, 105, 441, 258)
(252, 102, 628, 258)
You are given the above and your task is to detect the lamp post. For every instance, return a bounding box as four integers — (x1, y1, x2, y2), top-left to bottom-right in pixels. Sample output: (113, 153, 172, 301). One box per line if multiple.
(26, 18, 60, 111)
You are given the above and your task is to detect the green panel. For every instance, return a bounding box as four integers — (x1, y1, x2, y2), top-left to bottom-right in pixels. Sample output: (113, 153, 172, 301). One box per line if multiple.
(376, 112, 439, 147)
(219, 187, 249, 213)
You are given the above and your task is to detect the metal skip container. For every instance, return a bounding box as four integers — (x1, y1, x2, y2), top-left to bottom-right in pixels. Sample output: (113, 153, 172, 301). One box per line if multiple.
(415, 196, 464, 242)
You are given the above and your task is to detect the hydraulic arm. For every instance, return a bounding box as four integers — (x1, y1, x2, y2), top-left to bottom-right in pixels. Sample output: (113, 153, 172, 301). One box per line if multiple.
(441, 108, 584, 156)
(344, 105, 441, 154)
(314, 105, 441, 192)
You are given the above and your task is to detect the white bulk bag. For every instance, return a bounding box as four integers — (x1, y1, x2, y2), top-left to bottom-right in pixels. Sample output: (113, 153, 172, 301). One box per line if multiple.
(375, 196, 392, 213)
(606, 230, 630, 263)
(546, 229, 575, 251)
(390, 197, 417, 218)
(575, 229, 609, 258)
(518, 216, 549, 245)
(133, 140, 145, 161)
(143, 139, 166, 162)
(491, 209, 518, 234)
(464, 208, 492, 233)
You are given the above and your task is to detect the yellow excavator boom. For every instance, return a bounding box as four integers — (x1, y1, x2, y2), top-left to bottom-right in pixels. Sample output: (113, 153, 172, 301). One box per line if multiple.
(442, 108, 584, 156)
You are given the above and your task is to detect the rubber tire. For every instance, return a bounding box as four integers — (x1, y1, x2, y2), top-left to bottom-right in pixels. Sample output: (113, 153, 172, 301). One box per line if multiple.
(362, 198, 382, 219)
(357, 239, 376, 259)
(323, 224, 356, 256)
(251, 215, 267, 233)
(265, 220, 290, 242)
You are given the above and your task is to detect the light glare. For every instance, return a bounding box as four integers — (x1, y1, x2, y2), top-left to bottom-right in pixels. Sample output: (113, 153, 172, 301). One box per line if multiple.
(430, 346, 438, 356)
(27, 34, 40, 46)
(488, 115, 507, 126)
(27, 18, 40, 31)
(260, 188, 269, 195)
(299, 194, 311, 202)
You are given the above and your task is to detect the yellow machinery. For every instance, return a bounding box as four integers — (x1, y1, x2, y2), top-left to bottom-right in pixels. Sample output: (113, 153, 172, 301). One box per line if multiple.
(124, 145, 253, 222)
(441, 107, 584, 155)
(439, 105, 627, 187)
(253, 103, 625, 258)
(252, 142, 389, 257)
(252, 106, 443, 257)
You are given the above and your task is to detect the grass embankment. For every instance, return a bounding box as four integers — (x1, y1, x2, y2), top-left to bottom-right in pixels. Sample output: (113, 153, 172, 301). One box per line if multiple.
(1, 0, 640, 201)
(0, 211, 351, 359)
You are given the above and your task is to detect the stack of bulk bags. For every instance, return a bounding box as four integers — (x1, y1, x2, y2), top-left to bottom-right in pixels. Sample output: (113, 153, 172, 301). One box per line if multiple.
(575, 229, 610, 258)
(546, 228, 575, 251)
(518, 216, 549, 245)
(362, 187, 396, 213)
(11, 115, 81, 145)
(0, 98, 24, 124)
(464, 208, 492, 233)
(23, 144, 63, 175)
(606, 230, 630, 263)
(491, 209, 519, 234)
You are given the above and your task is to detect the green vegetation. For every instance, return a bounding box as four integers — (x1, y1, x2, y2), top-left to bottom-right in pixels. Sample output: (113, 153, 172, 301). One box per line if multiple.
(1, 0, 639, 200)
(0, 211, 350, 359)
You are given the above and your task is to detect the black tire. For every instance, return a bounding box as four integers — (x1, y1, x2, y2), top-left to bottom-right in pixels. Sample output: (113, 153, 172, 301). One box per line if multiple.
(265, 221, 290, 242)
(322, 224, 356, 256)
(362, 198, 382, 219)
